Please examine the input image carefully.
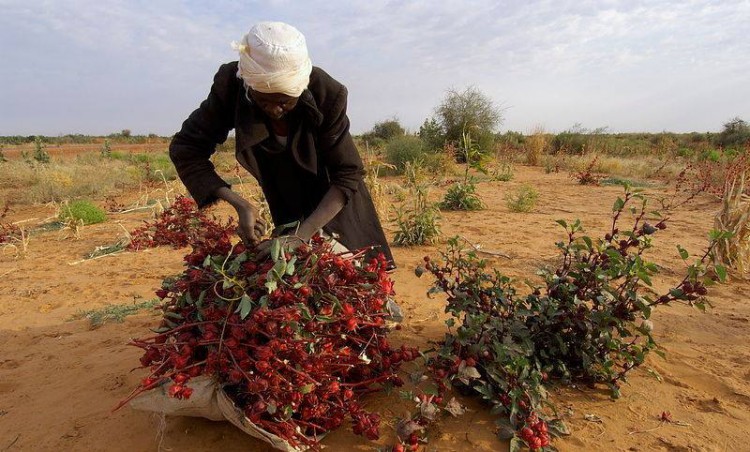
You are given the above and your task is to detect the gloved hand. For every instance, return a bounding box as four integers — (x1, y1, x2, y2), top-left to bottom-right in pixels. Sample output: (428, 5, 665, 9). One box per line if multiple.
(235, 202, 268, 246)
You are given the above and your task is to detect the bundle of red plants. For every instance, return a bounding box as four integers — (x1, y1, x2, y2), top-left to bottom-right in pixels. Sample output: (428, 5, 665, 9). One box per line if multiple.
(128, 196, 235, 251)
(120, 234, 417, 450)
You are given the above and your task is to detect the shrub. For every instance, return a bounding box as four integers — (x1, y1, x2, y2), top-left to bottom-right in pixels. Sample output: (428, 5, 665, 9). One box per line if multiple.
(422, 150, 456, 176)
(393, 167, 441, 246)
(385, 135, 426, 174)
(524, 128, 548, 166)
(100, 139, 112, 158)
(33, 136, 50, 164)
(59, 200, 107, 225)
(365, 118, 406, 142)
(572, 155, 604, 185)
(715, 117, 750, 150)
(495, 130, 525, 151)
(435, 86, 503, 146)
(505, 184, 538, 212)
(440, 180, 484, 211)
(551, 131, 588, 155)
(411, 189, 726, 450)
(419, 117, 445, 152)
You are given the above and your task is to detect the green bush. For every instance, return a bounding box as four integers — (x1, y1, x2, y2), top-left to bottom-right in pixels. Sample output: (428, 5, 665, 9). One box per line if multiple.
(385, 135, 427, 174)
(393, 199, 441, 246)
(418, 117, 445, 152)
(393, 170, 441, 246)
(59, 200, 107, 225)
(422, 151, 456, 176)
(699, 149, 722, 162)
(505, 184, 538, 213)
(715, 117, 750, 150)
(33, 136, 51, 164)
(440, 180, 484, 211)
(364, 118, 406, 142)
(551, 132, 588, 155)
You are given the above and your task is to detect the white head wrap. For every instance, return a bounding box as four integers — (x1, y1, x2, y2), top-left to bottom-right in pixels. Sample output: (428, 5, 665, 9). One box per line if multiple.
(231, 21, 312, 98)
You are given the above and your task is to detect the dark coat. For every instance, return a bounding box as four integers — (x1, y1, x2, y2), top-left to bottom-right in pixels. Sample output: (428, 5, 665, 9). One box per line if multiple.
(169, 62, 394, 265)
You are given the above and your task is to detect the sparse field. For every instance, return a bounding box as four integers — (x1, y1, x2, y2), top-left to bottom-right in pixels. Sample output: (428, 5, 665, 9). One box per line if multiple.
(0, 144, 748, 452)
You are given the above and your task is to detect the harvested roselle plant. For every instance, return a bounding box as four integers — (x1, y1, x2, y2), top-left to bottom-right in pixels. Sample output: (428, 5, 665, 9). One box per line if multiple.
(119, 234, 417, 450)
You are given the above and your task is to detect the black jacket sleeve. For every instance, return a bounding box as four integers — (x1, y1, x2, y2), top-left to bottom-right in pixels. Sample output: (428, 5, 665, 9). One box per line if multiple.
(169, 64, 238, 208)
(317, 85, 365, 203)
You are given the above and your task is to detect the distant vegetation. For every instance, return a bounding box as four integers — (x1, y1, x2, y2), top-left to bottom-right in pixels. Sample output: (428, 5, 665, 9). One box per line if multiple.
(0, 132, 169, 146)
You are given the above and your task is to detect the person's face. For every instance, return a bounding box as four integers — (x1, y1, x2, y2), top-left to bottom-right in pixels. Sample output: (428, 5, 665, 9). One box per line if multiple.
(248, 89, 299, 120)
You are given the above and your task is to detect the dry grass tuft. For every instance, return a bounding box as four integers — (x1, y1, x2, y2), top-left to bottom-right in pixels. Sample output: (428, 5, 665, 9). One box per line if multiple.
(714, 172, 750, 275)
(524, 126, 548, 166)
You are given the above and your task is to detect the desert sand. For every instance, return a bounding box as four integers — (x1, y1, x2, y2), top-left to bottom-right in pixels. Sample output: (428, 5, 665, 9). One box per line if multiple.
(1, 165, 748, 452)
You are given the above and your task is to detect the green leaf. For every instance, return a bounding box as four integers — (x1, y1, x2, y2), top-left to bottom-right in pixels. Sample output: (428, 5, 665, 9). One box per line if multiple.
(163, 311, 183, 320)
(285, 256, 297, 276)
(509, 437, 524, 452)
(271, 239, 281, 262)
(646, 368, 663, 382)
(265, 279, 278, 293)
(496, 419, 516, 440)
(422, 384, 439, 396)
(677, 245, 689, 260)
(555, 219, 567, 229)
(548, 419, 571, 436)
(272, 260, 287, 278)
(613, 197, 625, 212)
(715, 265, 727, 283)
(299, 383, 315, 394)
(238, 293, 253, 319)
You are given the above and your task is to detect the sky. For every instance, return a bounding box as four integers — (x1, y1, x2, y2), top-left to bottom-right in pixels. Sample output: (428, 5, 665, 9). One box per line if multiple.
(1, 0, 748, 136)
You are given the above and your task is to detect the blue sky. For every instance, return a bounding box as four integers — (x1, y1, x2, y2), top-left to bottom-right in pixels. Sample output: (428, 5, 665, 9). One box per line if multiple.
(1, 0, 748, 136)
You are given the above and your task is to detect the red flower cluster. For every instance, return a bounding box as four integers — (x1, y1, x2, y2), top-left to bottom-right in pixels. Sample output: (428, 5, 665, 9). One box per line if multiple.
(123, 235, 417, 449)
(128, 196, 235, 251)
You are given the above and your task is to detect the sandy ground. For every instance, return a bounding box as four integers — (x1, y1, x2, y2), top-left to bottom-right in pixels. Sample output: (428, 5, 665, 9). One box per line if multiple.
(1, 164, 748, 452)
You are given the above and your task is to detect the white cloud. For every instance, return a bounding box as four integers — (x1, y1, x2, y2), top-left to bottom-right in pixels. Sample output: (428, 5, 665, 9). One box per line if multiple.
(0, 0, 748, 135)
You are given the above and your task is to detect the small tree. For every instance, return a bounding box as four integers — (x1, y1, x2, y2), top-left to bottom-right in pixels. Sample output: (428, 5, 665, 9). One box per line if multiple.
(716, 117, 750, 150)
(100, 139, 112, 158)
(435, 86, 502, 148)
(367, 118, 405, 141)
(121, 129, 132, 138)
(33, 136, 50, 164)
(418, 117, 445, 152)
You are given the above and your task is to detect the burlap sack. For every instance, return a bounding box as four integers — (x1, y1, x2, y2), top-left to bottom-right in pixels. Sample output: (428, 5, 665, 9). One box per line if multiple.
(130, 376, 307, 452)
